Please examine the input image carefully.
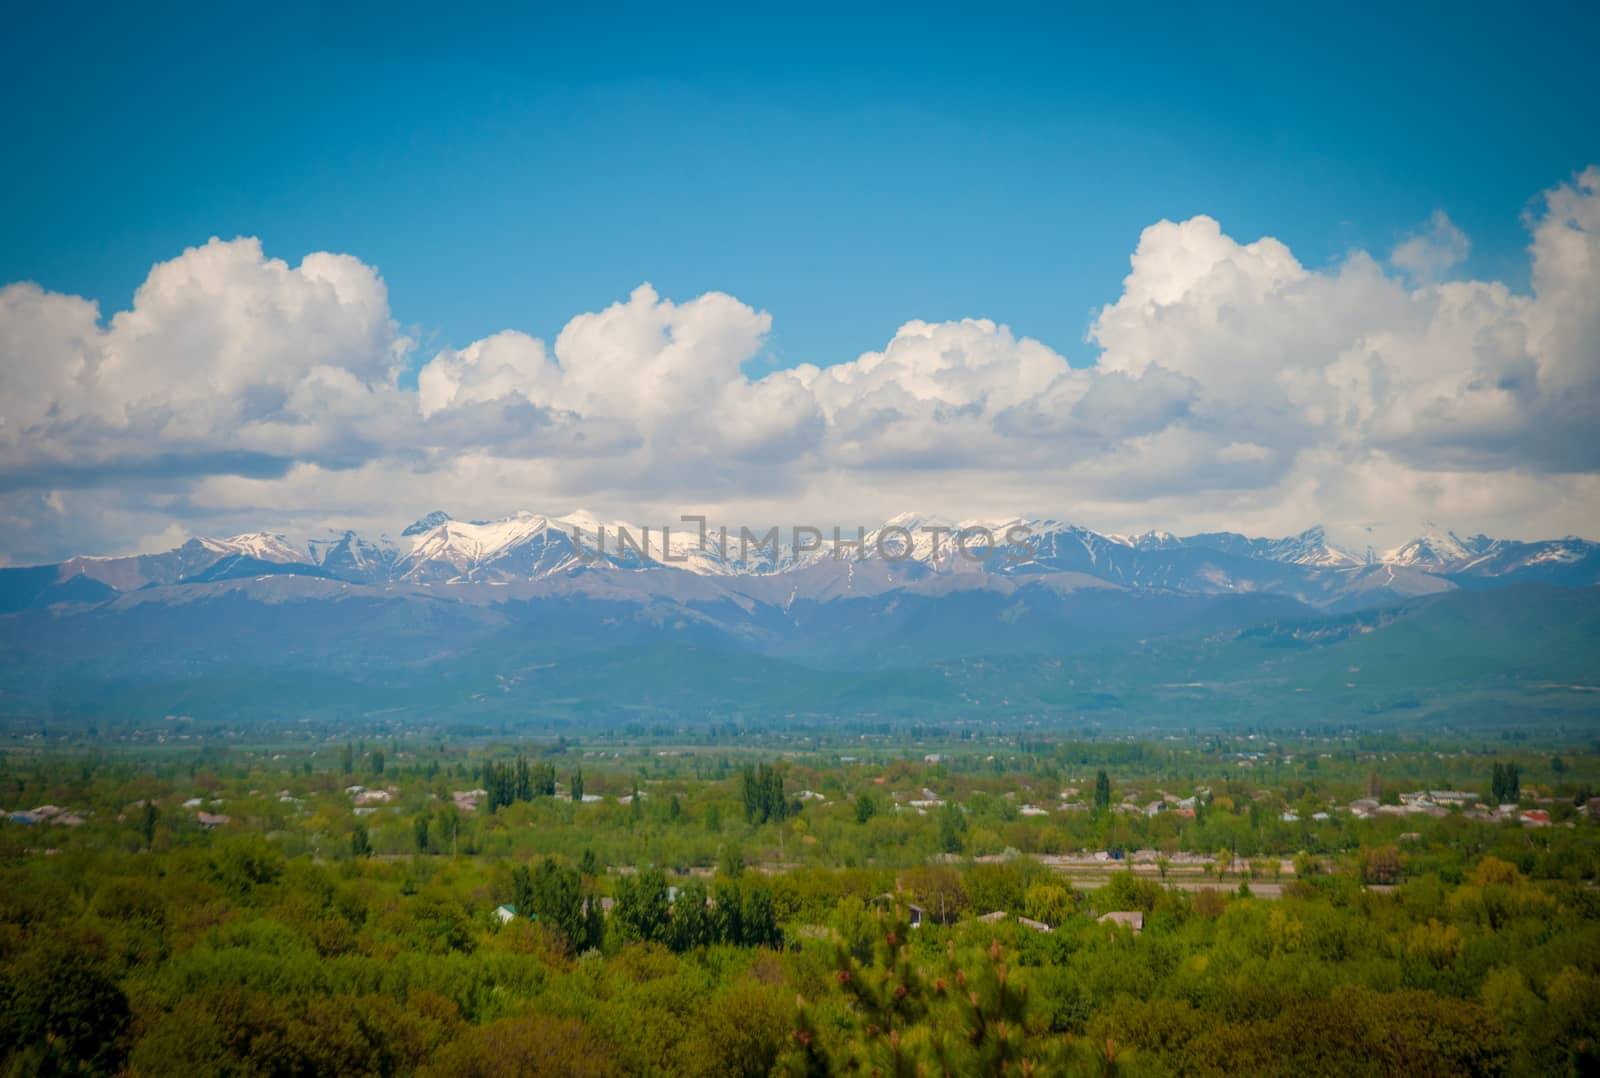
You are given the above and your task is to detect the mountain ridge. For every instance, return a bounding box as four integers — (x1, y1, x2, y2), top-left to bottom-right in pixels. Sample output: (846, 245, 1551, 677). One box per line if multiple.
(7, 512, 1597, 614)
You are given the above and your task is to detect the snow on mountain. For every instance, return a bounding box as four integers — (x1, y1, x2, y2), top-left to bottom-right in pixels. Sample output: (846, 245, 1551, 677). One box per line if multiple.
(1381, 527, 1497, 569)
(1175, 526, 1364, 568)
(309, 531, 399, 583)
(1445, 536, 1600, 584)
(197, 533, 304, 564)
(397, 511, 578, 582)
(18, 511, 1598, 607)
(401, 511, 453, 537)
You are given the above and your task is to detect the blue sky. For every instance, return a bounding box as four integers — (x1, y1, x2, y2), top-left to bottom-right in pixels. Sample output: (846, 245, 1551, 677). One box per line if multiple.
(2, 4, 1599, 561)
(4, 4, 1595, 373)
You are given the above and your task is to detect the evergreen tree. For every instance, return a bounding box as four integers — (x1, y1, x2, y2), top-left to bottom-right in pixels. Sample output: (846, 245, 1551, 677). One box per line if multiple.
(350, 822, 371, 858)
(571, 768, 584, 802)
(581, 895, 605, 954)
(139, 801, 159, 849)
(1094, 768, 1112, 810)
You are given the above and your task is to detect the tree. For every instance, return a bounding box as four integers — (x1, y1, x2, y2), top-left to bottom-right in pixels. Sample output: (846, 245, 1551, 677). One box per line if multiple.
(788, 911, 1042, 1075)
(372, 749, 385, 776)
(1491, 761, 1522, 804)
(512, 864, 534, 917)
(1359, 845, 1403, 886)
(139, 800, 159, 849)
(938, 802, 967, 854)
(5, 947, 132, 1075)
(525, 857, 591, 951)
(420, 1013, 614, 1078)
(902, 866, 967, 925)
(1094, 769, 1112, 811)
(1025, 883, 1073, 926)
(670, 878, 715, 952)
(713, 882, 744, 945)
(578, 847, 599, 877)
(340, 742, 355, 775)
(855, 792, 879, 824)
(719, 844, 745, 879)
(741, 885, 781, 948)
(571, 768, 584, 802)
(414, 814, 431, 853)
(613, 868, 670, 944)
(351, 822, 372, 858)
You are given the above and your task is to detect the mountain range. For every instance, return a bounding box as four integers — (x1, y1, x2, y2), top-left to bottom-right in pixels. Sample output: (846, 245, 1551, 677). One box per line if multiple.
(1, 511, 1595, 729)
(6, 510, 1597, 607)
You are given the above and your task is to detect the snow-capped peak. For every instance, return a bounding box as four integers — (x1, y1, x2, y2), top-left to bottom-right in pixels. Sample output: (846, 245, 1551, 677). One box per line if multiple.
(1261, 526, 1365, 568)
(196, 532, 303, 564)
(401, 510, 453, 537)
(1381, 526, 1496, 569)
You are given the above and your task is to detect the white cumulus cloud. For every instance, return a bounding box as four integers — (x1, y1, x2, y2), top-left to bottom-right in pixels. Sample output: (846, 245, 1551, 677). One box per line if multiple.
(1, 169, 1598, 562)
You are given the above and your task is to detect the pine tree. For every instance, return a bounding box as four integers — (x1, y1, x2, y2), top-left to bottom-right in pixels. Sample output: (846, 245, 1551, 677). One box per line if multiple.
(785, 908, 1048, 1076)
(571, 768, 584, 802)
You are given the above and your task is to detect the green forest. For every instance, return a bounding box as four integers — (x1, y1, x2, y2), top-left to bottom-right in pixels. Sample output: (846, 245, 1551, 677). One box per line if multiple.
(1, 730, 1598, 1076)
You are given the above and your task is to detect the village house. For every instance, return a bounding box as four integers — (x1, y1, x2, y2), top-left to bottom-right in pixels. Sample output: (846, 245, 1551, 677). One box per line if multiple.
(1098, 911, 1144, 933)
